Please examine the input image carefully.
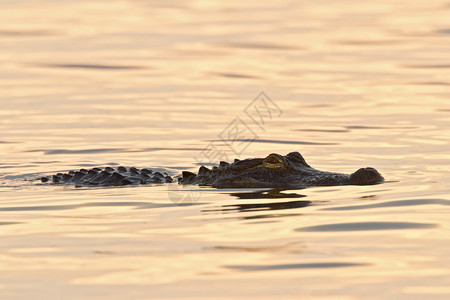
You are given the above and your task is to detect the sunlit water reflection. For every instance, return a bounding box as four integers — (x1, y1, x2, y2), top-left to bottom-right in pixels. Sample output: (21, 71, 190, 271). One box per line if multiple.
(1, 0, 450, 299)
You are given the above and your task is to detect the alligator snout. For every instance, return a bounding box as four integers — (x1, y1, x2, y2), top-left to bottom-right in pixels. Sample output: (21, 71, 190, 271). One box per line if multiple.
(349, 167, 384, 185)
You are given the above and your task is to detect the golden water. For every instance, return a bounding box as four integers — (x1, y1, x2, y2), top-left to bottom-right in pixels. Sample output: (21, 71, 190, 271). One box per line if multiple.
(1, 0, 450, 299)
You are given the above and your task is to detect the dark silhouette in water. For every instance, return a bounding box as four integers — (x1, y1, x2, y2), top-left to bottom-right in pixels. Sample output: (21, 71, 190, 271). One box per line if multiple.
(40, 152, 384, 188)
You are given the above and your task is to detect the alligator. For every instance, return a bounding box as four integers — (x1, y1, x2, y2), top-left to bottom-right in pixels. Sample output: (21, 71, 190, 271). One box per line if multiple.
(39, 152, 384, 188)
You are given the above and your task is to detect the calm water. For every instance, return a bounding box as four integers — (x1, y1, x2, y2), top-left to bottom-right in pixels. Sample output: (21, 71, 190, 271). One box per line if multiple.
(1, 0, 450, 299)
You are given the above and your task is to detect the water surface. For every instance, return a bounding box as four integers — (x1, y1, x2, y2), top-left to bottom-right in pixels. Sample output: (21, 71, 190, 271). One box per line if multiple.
(1, 0, 450, 299)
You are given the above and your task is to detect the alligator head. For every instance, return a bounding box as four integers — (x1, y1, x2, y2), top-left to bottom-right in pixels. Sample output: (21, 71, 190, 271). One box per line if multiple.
(178, 152, 384, 188)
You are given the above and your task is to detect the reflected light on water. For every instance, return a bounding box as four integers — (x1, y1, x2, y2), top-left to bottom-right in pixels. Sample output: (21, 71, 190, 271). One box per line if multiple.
(1, 0, 450, 299)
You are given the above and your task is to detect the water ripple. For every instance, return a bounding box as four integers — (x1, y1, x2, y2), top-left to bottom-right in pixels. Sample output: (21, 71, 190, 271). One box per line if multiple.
(402, 64, 450, 69)
(225, 262, 369, 271)
(38, 63, 145, 70)
(322, 199, 450, 211)
(215, 42, 300, 50)
(0, 29, 59, 36)
(211, 72, 260, 79)
(0, 222, 22, 226)
(296, 221, 436, 232)
(0, 201, 197, 212)
(26, 147, 202, 155)
(208, 139, 337, 145)
(0, 141, 17, 143)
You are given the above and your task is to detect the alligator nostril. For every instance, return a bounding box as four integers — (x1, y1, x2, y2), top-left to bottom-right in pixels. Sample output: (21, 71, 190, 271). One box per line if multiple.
(350, 167, 384, 185)
(365, 168, 381, 177)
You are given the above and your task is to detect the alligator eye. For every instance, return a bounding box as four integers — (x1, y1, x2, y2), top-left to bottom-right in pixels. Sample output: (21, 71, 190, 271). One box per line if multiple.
(263, 154, 286, 169)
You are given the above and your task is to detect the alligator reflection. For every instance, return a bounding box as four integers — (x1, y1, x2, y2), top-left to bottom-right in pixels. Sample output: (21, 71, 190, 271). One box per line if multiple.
(229, 188, 306, 200)
(203, 188, 311, 219)
(221, 199, 310, 212)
